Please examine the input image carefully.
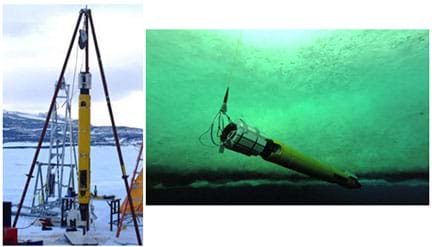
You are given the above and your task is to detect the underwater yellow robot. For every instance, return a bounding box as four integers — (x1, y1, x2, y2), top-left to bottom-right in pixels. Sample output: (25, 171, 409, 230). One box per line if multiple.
(201, 88, 361, 189)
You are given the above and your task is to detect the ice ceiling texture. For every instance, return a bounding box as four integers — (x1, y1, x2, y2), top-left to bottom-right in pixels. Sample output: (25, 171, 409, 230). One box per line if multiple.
(147, 30, 429, 191)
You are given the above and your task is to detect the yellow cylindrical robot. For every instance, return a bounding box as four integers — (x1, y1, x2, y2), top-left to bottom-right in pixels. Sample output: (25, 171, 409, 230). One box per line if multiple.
(78, 72, 92, 222)
(221, 120, 361, 188)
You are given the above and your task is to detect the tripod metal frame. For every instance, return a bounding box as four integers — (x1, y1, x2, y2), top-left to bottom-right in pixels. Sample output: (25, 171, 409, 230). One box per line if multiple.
(13, 8, 142, 245)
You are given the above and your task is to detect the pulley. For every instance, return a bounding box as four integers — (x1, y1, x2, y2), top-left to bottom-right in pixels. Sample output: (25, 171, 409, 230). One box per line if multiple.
(78, 29, 88, 49)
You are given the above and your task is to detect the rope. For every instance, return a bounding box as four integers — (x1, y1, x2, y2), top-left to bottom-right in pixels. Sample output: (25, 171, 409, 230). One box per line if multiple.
(16, 216, 40, 230)
(15, 209, 43, 230)
(198, 110, 231, 147)
(226, 32, 243, 86)
(70, 42, 83, 104)
(198, 33, 242, 148)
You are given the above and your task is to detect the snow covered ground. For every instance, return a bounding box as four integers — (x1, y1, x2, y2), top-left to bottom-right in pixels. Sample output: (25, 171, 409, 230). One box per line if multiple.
(3, 145, 143, 245)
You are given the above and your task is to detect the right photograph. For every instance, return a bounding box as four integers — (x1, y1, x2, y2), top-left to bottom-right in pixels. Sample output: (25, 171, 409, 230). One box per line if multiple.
(146, 30, 429, 205)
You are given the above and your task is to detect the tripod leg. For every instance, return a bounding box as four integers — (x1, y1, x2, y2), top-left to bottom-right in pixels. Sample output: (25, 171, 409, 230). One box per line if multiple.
(88, 10, 142, 245)
(13, 10, 84, 228)
(116, 143, 143, 238)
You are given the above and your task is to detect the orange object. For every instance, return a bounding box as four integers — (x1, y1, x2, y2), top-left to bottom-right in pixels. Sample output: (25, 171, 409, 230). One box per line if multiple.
(120, 169, 143, 215)
(116, 143, 143, 238)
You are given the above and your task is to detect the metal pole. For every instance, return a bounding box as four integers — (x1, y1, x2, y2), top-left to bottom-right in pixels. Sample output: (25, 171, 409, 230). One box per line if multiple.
(116, 143, 143, 238)
(85, 9, 89, 73)
(13, 10, 84, 228)
(88, 10, 142, 245)
(84, 8, 90, 231)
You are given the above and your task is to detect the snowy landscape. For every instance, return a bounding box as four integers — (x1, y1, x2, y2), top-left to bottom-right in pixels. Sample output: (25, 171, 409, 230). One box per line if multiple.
(3, 110, 142, 146)
(3, 111, 143, 245)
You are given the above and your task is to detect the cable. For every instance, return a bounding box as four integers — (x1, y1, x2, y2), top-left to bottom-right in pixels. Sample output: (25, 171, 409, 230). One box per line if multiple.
(15, 211, 43, 230)
(198, 110, 232, 147)
(70, 43, 83, 104)
(198, 33, 242, 148)
(226, 32, 243, 87)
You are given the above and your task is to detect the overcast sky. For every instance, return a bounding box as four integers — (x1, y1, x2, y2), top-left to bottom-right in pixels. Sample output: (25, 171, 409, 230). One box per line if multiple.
(3, 4, 143, 128)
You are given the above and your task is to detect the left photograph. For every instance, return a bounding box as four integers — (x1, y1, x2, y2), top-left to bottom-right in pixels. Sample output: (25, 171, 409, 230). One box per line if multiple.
(3, 5, 143, 245)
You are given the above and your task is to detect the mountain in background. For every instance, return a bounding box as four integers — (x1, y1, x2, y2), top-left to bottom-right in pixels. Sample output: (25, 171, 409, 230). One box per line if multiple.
(3, 110, 142, 146)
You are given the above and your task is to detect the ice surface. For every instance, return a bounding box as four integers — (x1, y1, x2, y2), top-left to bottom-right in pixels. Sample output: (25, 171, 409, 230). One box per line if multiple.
(3, 145, 143, 245)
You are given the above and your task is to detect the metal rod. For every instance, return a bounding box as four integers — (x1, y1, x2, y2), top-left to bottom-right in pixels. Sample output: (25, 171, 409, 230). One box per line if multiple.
(36, 162, 75, 167)
(85, 9, 89, 73)
(84, 9, 90, 231)
(116, 143, 143, 238)
(13, 10, 84, 228)
(88, 10, 142, 245)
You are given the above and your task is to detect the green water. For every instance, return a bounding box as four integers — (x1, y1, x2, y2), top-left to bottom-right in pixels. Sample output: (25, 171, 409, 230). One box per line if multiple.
(147, 30, 429, 188)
